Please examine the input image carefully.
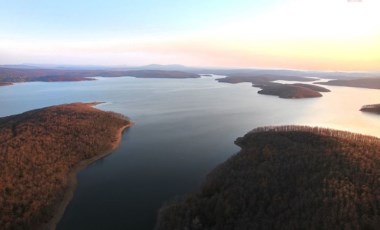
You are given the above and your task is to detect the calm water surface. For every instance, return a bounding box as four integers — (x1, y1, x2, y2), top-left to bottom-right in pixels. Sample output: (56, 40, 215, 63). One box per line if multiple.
(1, 76, 379, 229)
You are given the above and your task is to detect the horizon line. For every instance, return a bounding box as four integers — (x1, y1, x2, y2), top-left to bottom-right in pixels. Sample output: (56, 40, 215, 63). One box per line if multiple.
(1, 63, 379, 73)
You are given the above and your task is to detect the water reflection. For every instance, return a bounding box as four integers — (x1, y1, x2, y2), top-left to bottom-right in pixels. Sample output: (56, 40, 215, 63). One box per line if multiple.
(0, 75, 379, 229)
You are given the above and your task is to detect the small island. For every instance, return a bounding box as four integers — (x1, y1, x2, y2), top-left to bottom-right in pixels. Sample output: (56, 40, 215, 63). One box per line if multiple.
(255, 83, 326, 98)
(0, 103, 131, 230)
(360, 104, 380, 114)
(156, 126, 380, 230)
(217, 75, 330, 99)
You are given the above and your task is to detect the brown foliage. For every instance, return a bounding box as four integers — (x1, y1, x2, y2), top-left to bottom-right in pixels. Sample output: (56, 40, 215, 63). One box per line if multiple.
(0, 103, 130, 230)
(156, 126, 380, 230)
(257, 83, 323, 98)
(292, 83, 330, 92)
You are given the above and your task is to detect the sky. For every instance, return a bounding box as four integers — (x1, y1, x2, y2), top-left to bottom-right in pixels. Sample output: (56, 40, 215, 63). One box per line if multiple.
(0, 0, 379, 71)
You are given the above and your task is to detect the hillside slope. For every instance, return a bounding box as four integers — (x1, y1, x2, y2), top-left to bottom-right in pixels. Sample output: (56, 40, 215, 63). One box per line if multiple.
(0, 103, 131, 230)
(156, 126, 380, 230)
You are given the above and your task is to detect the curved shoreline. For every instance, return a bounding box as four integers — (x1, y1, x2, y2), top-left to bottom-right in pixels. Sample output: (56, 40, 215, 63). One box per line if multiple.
(155, 126, 380, 230)
(43, 122, 133, 230)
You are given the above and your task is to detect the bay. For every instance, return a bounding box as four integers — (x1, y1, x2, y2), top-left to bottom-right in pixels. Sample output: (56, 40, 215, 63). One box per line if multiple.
(1, 75, 379, 229)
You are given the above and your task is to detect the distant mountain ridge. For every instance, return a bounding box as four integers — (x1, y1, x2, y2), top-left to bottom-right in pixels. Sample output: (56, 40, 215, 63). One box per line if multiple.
(0, 65, 379, 90)
(0, 67, 200, 85)
(1, 64, 379, 78)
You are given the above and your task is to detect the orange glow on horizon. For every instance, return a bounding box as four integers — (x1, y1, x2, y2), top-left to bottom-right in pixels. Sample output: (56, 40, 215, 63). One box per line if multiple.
(0, 0, 379, 71)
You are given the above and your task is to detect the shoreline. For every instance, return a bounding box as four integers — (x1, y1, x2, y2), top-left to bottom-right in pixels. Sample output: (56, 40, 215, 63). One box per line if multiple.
(43, 122, 133, 230)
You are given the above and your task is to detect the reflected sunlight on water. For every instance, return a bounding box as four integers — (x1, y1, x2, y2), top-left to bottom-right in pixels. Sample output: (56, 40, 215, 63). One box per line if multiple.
(1, 75, 379, 229)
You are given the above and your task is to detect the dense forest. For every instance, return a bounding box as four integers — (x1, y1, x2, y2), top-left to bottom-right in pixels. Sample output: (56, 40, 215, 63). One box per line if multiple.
(0, 103, 130, 230)
(256, 83, 323, 98)
(156, 126, 380, 230)
(292, 83, 330, 92)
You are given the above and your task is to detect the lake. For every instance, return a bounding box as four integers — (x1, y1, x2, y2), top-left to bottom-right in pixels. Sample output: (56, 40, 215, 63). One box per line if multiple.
(1, 75, 379, 229)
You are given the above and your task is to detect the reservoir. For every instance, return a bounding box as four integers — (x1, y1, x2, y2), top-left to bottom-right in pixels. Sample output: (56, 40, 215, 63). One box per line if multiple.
(1, 75, 379, 229)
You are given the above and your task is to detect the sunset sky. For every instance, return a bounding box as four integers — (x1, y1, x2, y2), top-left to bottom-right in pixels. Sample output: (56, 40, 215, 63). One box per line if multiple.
(0, 0, 379, 71)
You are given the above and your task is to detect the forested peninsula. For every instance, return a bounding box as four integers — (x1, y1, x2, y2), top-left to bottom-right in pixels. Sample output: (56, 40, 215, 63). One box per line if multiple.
(0, 103, 131, 230)
(360, 104, 380, 115)
(217, 75, 330, 99)
(156, 126, 380, 230)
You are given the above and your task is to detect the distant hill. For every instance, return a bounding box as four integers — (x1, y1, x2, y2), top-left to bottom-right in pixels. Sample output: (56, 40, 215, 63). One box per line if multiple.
(1, 65, 379, 90)
(135, 64, 191, 71)
(156, 126, 380, 230)
(317, 77, 380, 90)
(0, 103, 131, 230)
(0, 64, 190, 71)
(217, 75, 315, 85)
(0, 64, 40, 69)
(2, 64, 379, 77)
(0, 67, 200, 85)
(203, 69, 379, 79)
(0, 82, 13, 86)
